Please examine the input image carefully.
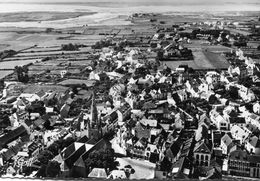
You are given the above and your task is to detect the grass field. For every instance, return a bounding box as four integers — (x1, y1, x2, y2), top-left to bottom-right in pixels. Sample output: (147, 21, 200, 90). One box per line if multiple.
(0, 70, 13, 79)
(203, 50, 230, 69)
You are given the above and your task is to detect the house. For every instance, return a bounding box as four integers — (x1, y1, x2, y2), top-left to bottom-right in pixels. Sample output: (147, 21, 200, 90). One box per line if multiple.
(245, 136, 260, 155)
(209, 109, 229, 130)
(2, 141, 25, 161)
(253, 102, 260, 114)
(172, 137, 194, 179)
(229, 117, 246, 129)
(6, 166, 16, 175)
(12, 97, 29, 110)
(18, 93, 41, 103)
(165, 139, 182, 163)
(28, 142, 41, 157)
(72, 138, 112, 178)
(198, 113, 211, 129)
(231, 125, 251, 144)
(228, 150, 260, 178)
(237, 84, 255, 102)
(246, 113, 260, 129)
(172, 157, 190, 179)
(107, 170, 127, 179)
(131, 137, 148, 159)
(60, 103, 70, 118)
(140, 119, 157, 128)
(62, 142, 94, 170)
(88, 168, 107, 178)
(117, 103, 131, 123)
(220, 133, 237, 155)
(193, 139, 212, 167)
(0, 125, 28, 149)
(134, 122, 151, 140)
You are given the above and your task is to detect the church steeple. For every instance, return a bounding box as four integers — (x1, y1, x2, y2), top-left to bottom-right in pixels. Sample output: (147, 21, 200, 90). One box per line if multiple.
(90, 91, 98, 128)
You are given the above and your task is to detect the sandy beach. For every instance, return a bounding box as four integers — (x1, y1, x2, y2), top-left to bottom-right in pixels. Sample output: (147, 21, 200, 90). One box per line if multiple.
(0, 12, 97, 23)
(0, 2, 259, 28)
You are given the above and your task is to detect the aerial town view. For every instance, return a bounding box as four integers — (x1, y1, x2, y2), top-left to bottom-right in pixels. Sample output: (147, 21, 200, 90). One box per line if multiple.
(0, 0, 260, 180)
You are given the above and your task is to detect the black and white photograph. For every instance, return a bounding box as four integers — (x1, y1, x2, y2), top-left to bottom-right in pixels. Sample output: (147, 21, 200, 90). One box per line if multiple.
(0, 0, 260, 180)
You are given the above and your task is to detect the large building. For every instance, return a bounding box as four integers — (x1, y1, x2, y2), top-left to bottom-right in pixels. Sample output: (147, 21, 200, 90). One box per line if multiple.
(228, 150, 260, 178)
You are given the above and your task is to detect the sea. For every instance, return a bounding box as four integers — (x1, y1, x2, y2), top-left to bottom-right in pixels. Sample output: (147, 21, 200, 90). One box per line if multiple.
(0, 1, 259, 28)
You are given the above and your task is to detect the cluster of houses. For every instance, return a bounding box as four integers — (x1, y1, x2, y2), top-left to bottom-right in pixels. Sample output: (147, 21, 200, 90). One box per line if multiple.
(0, 13, 260, 180)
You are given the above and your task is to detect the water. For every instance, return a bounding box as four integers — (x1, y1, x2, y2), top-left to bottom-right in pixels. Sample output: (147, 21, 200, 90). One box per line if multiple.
(0, 1, 259, 28)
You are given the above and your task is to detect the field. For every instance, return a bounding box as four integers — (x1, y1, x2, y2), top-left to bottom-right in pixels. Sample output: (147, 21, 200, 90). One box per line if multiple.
(0, 71, 13, 79)
(165, 48, 230, 70)
(0, 59, 39, 70)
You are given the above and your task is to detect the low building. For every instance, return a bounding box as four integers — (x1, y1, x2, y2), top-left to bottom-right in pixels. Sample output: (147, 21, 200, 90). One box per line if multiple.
(245, 136, 260, 155)
(221, 133, 237, 156)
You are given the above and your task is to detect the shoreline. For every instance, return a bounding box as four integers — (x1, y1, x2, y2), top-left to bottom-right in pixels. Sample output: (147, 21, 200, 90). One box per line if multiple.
(0, 11, 97, 23)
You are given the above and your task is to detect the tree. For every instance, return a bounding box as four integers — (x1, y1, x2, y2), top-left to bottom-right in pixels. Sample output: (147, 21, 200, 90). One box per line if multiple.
(84, 148, 119, 173)
(36, 165, 47, 178)
(0, 79, 4, 89)
(38, 150, 54, 165)
(47, 142, 60, 156)
(61, 137, 75, 149)
(46, 161, 61, 178)
(124, 165, 135, 178)
(61, 43, 79, 51)
(14, 65, 29, 83)
(0, 49, 16, 59)
(160, 157, 172, 172)
(26, 100, 46, 116)
(229, 86, 239, 100)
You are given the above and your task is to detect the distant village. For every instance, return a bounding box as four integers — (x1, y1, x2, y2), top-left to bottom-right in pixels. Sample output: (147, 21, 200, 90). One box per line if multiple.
(0, 13, 260, 180)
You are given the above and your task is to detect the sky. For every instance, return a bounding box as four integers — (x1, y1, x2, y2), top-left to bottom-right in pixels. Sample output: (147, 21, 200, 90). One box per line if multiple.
(1, 0, 259, 4)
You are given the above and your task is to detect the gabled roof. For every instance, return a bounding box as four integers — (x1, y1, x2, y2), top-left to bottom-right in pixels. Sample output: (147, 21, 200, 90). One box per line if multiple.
(248, 136, 260, 148)
(2, 141, 25, 161)
(88, 168, 107, 178)
(246, 123, 258, 133)
(199, 114, 211, 128)
(52, 154, 63, 163)
(248, 155, 260, 164)
(221, 133, 233, 147)
(28, 142, 39, 154)
(60, 161, 69, 171)
(147, 143, 158, 153)
(34, 118, 45, 127)
(62, 142, 90, 169)
(229, 117, 246, 124)
(0, 125, 27, 149)
(230, 150, 247, 161)
(159, 123, 170, 131)
(36, 90, 46, 98)
(73, 156, 85, 168)
(118, 103, 131, 114)
(231, 125, 250, 140)
(180, 138, 193, 157)
(135, 137, 147, 148)
(77, 136, 88, 143)
(166, 139, 182, 158)
(194, 139, 211, 154)
(108, 170, 127, 179)
(140, 119, 157, 127)
(249, 113, 260, 120)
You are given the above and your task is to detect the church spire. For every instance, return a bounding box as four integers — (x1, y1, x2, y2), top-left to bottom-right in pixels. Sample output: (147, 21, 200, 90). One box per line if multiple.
(90, 91, 98, 128)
